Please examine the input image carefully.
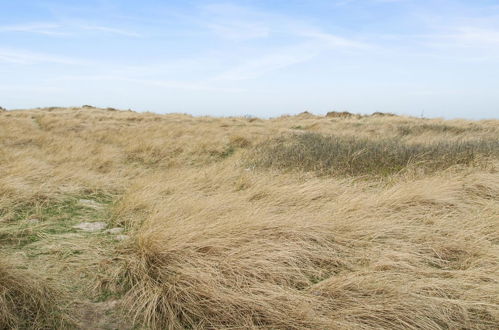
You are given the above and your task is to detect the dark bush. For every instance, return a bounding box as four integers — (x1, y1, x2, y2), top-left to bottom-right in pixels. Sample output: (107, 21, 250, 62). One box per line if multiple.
(371, 112, 396, 117)
(326, 111, 355, 118)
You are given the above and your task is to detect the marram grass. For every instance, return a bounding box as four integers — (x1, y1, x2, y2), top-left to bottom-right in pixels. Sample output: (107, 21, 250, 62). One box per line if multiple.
(0, 107, 498, 329)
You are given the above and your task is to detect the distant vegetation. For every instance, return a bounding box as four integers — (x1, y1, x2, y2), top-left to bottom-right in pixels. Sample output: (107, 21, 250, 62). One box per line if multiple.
(250, 133, 499, 176)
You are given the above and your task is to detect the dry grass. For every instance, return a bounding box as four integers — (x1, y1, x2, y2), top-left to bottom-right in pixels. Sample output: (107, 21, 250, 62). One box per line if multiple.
(0, 258, 72, 329)
(115, 165, 499, 329)
(249, 133, 499, 176)
(0, 106, 498, 329)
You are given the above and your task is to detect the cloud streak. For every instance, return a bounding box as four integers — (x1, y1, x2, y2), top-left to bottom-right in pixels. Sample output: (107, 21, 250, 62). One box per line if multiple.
(0, 48, 89, 65)
(299, 31, 370, 49)
(190, 3, 371, 80)
(0, 23, 67, 36)
(78, 24, 141, 37)
(213, 46, 317, 81)
(212, 33, 369, 82)
(0, 21, 140, 38)
(446, 27, 499, 46)
(49, 74, 244, 92)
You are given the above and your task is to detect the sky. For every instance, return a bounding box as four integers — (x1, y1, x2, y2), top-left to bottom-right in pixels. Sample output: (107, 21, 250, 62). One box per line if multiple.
(1, 0, 498, 119)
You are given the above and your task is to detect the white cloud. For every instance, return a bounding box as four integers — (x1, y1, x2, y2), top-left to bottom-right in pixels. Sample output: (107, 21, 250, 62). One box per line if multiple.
(198, 3, 271, 40)
(78, 25, 141, 37)
(0, 21, 140, 38)
(50, 75, 243, 92)
(418, 26, 499, 58)
(373, 0, 407, 3)
(449, 27, 499, 46)
(205, 21, 269, 40)
(209, 29, 370, 81)
(0, 48, 88, 65)
(121, 77, 242, 92)
(335, 0, 407, 5)
(0, 84, 64, 93)
(299, 31, 370, 49)
(0, 23, 67, 36)
(191, 2, 370, 81)
(213, 43, 319, 81)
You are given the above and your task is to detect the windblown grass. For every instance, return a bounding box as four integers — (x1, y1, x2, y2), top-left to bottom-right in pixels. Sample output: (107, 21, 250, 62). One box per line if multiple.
(396, 123, 487, 136)
(115, 165, 499, 329)
(0, 259, 72, 329)
(249, 133, 499, 176)
(0, 107, 498, 329)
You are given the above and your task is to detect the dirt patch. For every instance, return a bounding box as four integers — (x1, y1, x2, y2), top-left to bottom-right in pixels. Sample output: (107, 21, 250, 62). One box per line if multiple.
(73, 222, 107, 232)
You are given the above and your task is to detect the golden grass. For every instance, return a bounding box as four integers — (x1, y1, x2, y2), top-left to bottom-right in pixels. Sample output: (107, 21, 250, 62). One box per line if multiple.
(115, 165, 499, 329)
(0, 258, 72, 329)
(0, 107, 498, 329)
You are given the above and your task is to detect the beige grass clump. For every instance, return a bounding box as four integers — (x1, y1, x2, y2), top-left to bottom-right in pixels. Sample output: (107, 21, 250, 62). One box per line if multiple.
(115, 163, 499, 329)
(0, 258, 72, 329)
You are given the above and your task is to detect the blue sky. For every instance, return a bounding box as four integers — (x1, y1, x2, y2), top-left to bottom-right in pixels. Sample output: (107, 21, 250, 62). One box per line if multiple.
(1, 0, 498, 118)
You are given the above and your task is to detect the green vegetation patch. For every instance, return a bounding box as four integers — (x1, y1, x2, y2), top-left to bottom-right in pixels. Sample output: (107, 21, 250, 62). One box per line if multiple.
(248, 133, 499, 176)
(0, 193, 113, 246)
(397, 123, 482, 136)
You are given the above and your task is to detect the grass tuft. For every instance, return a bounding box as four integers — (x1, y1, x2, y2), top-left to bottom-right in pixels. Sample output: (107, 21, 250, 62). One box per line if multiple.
(249, 133, 499, 176)
(397, 123, 481, 136)
(0, 259, 73, 329)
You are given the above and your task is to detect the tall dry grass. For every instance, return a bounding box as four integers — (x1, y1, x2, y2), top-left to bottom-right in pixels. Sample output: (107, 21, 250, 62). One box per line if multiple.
(114, 164, 499, 329)
(0, 258, 72, 329)
(1, 107, 498, 329)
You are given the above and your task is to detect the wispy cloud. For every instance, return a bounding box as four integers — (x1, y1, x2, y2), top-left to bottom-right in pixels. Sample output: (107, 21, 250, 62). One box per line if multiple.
(416, 26, 499, 59)
(0, 48, 89, 65)
(0, 23, 68, 36)
(0, 84, 65, 93)
(78, 24, 141, 37)
(191, 2, 371, 80)
(373, 0, 407, 3)
(197, 3, 271, 40)
(299, 31, 370, 49)
(50, 75, 243, 92)
(205, 21, 269, 40)
(127, 78, 242, 92)
(212, 42, 320, 81)
(336, 0, 407, 5)
(212, 34, 368, 81)
(446, 27, 499, 46)
(0, 21, 140, 38)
